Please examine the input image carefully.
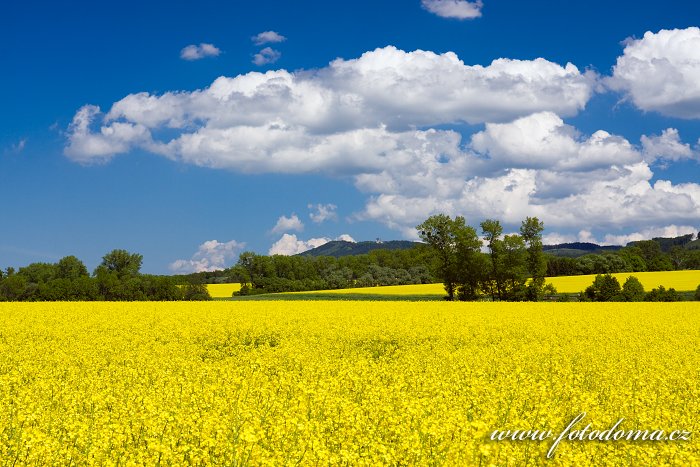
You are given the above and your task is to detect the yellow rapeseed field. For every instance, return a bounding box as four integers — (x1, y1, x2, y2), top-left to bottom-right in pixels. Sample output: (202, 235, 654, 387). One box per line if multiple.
(0, 302, 698, 465)
(207, 283, 242, 298)
(545, 270, 700, 293)
(279, 270, 700, 296)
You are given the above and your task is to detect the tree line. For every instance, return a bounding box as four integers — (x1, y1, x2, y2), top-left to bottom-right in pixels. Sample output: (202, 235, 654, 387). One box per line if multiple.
(0, 250, 210, 301)
(417, 215, 551, 301)
(417, 214, 700, 301)
(580, 274, 696, 302)
(546, 238, 700, 276)
(229, 249, 436, 295)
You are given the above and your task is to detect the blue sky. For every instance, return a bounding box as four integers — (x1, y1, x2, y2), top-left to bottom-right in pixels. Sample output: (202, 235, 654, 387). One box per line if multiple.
(2, 0, 699, 274)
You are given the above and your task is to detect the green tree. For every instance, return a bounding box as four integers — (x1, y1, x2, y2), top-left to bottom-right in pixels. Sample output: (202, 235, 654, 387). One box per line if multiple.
(182, 283, 212, 301)
(633, 241, 673, 271)
(97, 249, 143, 278)
(454, 224, 485, 301)
(668, 246, 687, 270)
(17, 262, 58, 284)
(499, 234, 528, 301)
(417, 214, 460, 300)
(480, 219, 504, 300)
(645, 286, 682, 302)
(0, 274, 28, 301)
(584, 274, 622, 302)
(56, 255, 89, 280)
(621, 276, 645, 302)
(520, 217, 546, 300)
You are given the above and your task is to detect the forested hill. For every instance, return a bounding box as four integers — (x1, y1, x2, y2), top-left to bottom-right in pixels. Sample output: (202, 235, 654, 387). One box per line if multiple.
(543, 242, 622, 258)
(299, 240, 422, 258)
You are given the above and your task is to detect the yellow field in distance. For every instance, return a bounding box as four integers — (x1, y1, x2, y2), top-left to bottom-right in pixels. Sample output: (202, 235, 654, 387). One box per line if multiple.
(206, 283, 241, 298)
(1, 301, 698, 465)
(278, 270, 699, 296)
(546, 270, 700, 293)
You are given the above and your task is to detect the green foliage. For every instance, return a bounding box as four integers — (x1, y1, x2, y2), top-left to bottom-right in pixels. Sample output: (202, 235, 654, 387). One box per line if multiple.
(0, 274, 28, 301)
(645, 286, 683, 302)
(584, 274, 622, 302)
(621, 276, 646, 302)
(182, 283, 212, 301)
(417, 214, 460, 299)
(18, 262, 58, 284)
(56, 256, 89, 280)
(521, 217, 546, 301)
(417, 214, 483, 301)
(98, 249, 143, 278)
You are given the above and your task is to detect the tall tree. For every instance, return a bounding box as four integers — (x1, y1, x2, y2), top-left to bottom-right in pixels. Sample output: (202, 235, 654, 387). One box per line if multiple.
(453, 218, 485, 301)
(499, 234, 528, 300)
(520, 217, 546, 301)
(417, 214, 459, 300)
(97, 249, 143, 278)
(480, 219, 504, 300)
(56, 255, 89, 280)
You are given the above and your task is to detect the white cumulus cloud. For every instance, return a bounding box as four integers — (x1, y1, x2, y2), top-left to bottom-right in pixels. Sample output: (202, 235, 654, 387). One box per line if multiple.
(268, 234, 355, 255)
(268, 234, 330, 255)
(421, 0, 483, 19)
(66, 46, 595, 164)
(252, 31, 286, 45)
(308, 203, 338, 223)
(169, 239, 245, 273)
(180, 43, 221, 61)
(63, 44, 700, 243)
(641, 128, 696, 164)
(608, 27, 700, 118)
(253, 47, 281, 66)
(271, 214, 304, 234)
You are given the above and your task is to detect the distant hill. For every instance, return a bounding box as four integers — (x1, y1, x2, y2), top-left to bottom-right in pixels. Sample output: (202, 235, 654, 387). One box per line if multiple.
(299, 234, 698, 259)
(543, 242, 622, 258)
(629, 234, 696, 252)
(299, 240, 422, 258)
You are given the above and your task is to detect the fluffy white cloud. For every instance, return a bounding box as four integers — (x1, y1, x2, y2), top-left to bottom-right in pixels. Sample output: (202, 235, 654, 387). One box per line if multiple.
(66, 46, 595, 164)
(268, 234, 355, 255)
(169, 239, 245, 273)
(180, 43, 221, 61)
(64, 105, 152, 163)
(253, 47, 281, 66)
(308, 203, 338, 223)
(268, 234, 330, 255)
(271, 214, 304, 234)
(542, 232, 577, 245)
(64, 45, 700, 241)
(421, 0, 483, 19)
(252, 31, 286, 45)
(641, 128, 696, 164)
(355, 114, 700, 236)
(608, 27, 700, 118)
(470, 112, 640, 171)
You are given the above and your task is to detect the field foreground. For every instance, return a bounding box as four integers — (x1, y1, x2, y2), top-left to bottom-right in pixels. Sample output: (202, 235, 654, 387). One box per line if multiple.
(0, 302, 698, 465)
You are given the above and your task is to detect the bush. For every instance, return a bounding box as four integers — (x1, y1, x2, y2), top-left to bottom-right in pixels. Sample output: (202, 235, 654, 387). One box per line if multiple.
(621, 276, 645, 302)
(645, 286, 682, 302)
(695, 284, 700, 301)
(182, 283, 211, 301)
(584, 274, 622, 301)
